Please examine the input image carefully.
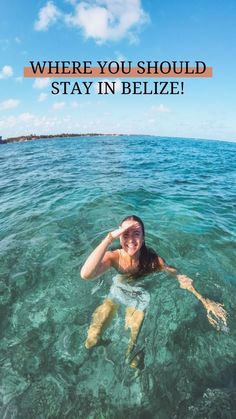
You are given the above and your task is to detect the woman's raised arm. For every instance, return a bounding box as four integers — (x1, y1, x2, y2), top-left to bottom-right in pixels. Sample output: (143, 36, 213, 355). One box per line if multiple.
(80, 221, 140, 280)
(80, 233, 114, 280)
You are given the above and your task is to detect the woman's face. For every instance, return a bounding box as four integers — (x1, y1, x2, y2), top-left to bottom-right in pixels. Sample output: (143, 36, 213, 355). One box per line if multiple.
(120, 220, 144, 257)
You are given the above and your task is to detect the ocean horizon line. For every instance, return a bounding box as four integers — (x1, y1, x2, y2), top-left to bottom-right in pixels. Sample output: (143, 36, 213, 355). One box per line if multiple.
(1, 132, 235, 145)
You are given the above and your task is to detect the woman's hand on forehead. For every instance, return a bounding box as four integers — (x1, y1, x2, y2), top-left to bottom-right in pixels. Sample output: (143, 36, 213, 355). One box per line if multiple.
(121, 221, 141, 232)
(110, 221, 141, 240)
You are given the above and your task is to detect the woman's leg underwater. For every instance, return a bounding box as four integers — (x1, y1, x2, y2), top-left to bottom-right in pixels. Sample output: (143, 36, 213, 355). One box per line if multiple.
(125, 307, 145, 356)
(85, 298, 118, 349)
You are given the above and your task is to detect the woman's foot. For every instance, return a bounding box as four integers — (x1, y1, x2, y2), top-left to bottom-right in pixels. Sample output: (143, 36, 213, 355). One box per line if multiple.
(85, 336, 98, 349)
(85, 326, 100, 349)
(127, 347, 145, 369)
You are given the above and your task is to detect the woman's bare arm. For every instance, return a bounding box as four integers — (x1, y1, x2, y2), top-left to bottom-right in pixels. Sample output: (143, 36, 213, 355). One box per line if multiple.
(80, 221, 140, 280)
(80, 235, 114, 280)
(158, 256, 228, 330)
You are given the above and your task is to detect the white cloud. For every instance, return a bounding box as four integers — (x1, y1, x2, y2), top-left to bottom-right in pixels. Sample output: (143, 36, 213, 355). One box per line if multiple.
(0, 65, 13, 79)
(66, 4, 109, 40)
(34, 1, 148, 42)
(33, 78, 50, 89)
(0, 99, 20, 110)
(52, 102, 65, 110)
(0, 113, 61, 133)
(0, 113, 33, 130)
(38, 93, 48, 102)
(65, 0, 148, 43)
(34, 1, 61, 31)
(18, 113, 35, 123)
(151, 104, 171, 113)
(0, 112, 85, 138)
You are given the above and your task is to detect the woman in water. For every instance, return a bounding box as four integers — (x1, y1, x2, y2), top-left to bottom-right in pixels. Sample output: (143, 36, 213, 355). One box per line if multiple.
(81, 215, 227, 365)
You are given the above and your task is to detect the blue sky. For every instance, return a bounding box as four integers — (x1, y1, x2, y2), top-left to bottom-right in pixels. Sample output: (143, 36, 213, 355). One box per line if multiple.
(0, 0, 235, 140)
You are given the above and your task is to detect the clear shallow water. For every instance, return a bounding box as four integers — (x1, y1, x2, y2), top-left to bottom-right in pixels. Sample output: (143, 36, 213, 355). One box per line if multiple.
(0, 135, 236, 418)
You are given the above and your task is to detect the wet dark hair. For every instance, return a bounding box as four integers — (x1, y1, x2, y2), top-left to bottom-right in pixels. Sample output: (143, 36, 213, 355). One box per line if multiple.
(120, 215, 161, 276)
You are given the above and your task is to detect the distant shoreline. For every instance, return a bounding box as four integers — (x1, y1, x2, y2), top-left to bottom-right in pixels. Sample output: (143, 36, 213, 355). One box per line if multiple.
(0, 133, 124, 144)
(0, 133, 235, 145)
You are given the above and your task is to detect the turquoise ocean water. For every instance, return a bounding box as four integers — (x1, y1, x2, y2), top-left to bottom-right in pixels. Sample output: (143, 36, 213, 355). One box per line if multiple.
(0, 135, 236, 418)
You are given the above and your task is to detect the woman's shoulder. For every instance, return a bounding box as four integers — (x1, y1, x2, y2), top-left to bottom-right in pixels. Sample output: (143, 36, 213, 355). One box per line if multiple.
(156, 255, 165, 269)
(103, 249, 120, 267)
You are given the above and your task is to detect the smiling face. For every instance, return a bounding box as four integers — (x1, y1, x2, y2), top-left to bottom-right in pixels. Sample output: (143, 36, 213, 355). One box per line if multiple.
(120, 220, 144, 257)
